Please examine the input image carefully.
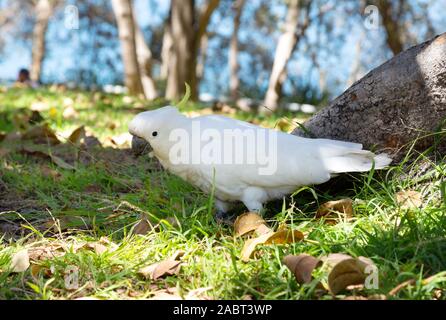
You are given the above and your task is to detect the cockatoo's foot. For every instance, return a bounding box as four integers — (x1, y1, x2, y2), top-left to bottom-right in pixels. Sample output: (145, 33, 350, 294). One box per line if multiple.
(214, 199, 236, 225)
(244, 204, 266, 216)
(214, 210, 236, 226)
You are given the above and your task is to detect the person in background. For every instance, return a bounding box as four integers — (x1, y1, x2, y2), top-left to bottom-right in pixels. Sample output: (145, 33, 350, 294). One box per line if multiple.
(14, 68, 37, 88)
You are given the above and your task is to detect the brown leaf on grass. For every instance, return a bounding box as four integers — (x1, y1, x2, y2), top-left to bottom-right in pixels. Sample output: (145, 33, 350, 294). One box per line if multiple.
(84, 184, 102, 193)
(324, 253, 376, 295)
(138, 260, 181, 280)
(138, 251, 184, 280)
(80, 238, 118, 255)
(84, 243, 108, 255)
(234, 212, 271, 237)
(264, 229, 304, 244)
(2, 131, 21, 144)
(22, 124, 60, 145)
(395, 190, 422, 209)
(28, 243, 65, 261)
(316, 198, 354, 223)
(40, 165, 61, 180)
(283, 254, 322, 284)
(0, 148, 10, 158)
(68, 126, 85, 144)
(131, 217, 155, 235)
(21, 145, 75, 170)
(11, 250, 30, 272)
(240, 228, 304, 262)
(30, 264, 53, 279)
(49, 154, 76, 170)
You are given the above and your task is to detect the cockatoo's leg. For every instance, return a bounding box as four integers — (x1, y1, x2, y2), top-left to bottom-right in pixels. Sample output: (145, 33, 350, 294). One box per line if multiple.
(241, 187, 267, 215)
(215, 199, 232, 213)
(214, 199, 235, 224)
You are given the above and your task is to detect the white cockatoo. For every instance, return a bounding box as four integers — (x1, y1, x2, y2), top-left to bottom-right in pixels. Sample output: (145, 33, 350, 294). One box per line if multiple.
(129, 106, 391, 216)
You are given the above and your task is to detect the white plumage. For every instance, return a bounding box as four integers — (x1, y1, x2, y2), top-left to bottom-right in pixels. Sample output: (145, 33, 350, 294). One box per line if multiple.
(129, 106, 391, 214)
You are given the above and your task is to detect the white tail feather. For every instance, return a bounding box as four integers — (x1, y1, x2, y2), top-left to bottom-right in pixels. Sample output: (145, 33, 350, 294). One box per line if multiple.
(324, 151, 392, 174)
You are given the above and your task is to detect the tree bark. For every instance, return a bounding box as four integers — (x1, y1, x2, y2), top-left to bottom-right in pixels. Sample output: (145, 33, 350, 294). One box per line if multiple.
(30, 0, 53, 83)
(165, 0, 195, 100)
(191, 0, 220, 100)
(112, 0, 144, 96)
(292, 33, 446, 161)
(160, 16, 173, 81)
(229, 0, 245, 101)
(134, 23, 158, 100)
(196, 32, 208, 86)
(165, 0, 219, 101)
(262, 0, 309, 114)
(377, 0, 404, 55)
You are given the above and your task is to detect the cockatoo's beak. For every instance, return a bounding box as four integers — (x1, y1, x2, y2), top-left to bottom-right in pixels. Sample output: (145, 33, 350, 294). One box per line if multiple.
(128, 113, 152, 156)
(131, 135, 152, 156)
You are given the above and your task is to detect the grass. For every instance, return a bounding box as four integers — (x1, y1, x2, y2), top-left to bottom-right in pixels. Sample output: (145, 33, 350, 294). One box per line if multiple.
(0, 87, 445, 300)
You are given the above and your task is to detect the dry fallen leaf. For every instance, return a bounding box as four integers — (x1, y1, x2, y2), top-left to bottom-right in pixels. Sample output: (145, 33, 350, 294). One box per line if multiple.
(283, 254, 322, 284)
(234, 212, 270, 237)
(11, 250, 30, 272)
(28, 243, 66, 261)
(30, 264, 53, 279)
(240, 228, 304, 262)
(68, 126, 86, 144)
(22, 124, 60, 145)
(21, 145, 75, 170)
(324, 253, 376, 295)
(138, 251, 184, 280)
(0, 148, 10, 158)
(316, 198, 354, 223)
(80, 238, 118, 255)
(264, 229, 304, 245)
(40, 165, 61, 180)
(138, 260, 182, 280)
(131, 217, 155, 235)
(395, 190, 422, 209)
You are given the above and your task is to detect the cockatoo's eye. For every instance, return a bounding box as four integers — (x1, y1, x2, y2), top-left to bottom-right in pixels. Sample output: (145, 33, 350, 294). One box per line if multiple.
(152, 131, 158, 137)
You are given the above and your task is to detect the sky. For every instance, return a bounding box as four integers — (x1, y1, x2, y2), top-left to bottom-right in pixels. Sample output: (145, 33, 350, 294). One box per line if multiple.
(0, 0, 445, 100)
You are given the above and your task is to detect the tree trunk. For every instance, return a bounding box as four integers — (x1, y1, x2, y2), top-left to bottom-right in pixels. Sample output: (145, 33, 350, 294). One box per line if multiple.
(165, 0, 195, 100)
(160, 11, 172, 81)
(134, 23, 158, 100)
(191, 0, 220, 100)
(165, 0, 219, 101)
(196, 32, 208, 86)
(377, 0, 404, 55)
(262, 0, 303, 114)
(292, 33, 446, 161)
(112, 0, 144, 96)
(30, 0, 53, 83)
(229, 0, 245, 101)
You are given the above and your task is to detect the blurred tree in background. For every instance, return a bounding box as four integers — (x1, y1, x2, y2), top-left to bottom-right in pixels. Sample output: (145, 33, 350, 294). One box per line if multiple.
(0, 0, 444, 110)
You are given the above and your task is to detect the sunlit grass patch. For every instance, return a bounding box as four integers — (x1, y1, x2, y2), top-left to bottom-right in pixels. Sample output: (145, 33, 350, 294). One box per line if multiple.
(0, 88, 445, 300)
